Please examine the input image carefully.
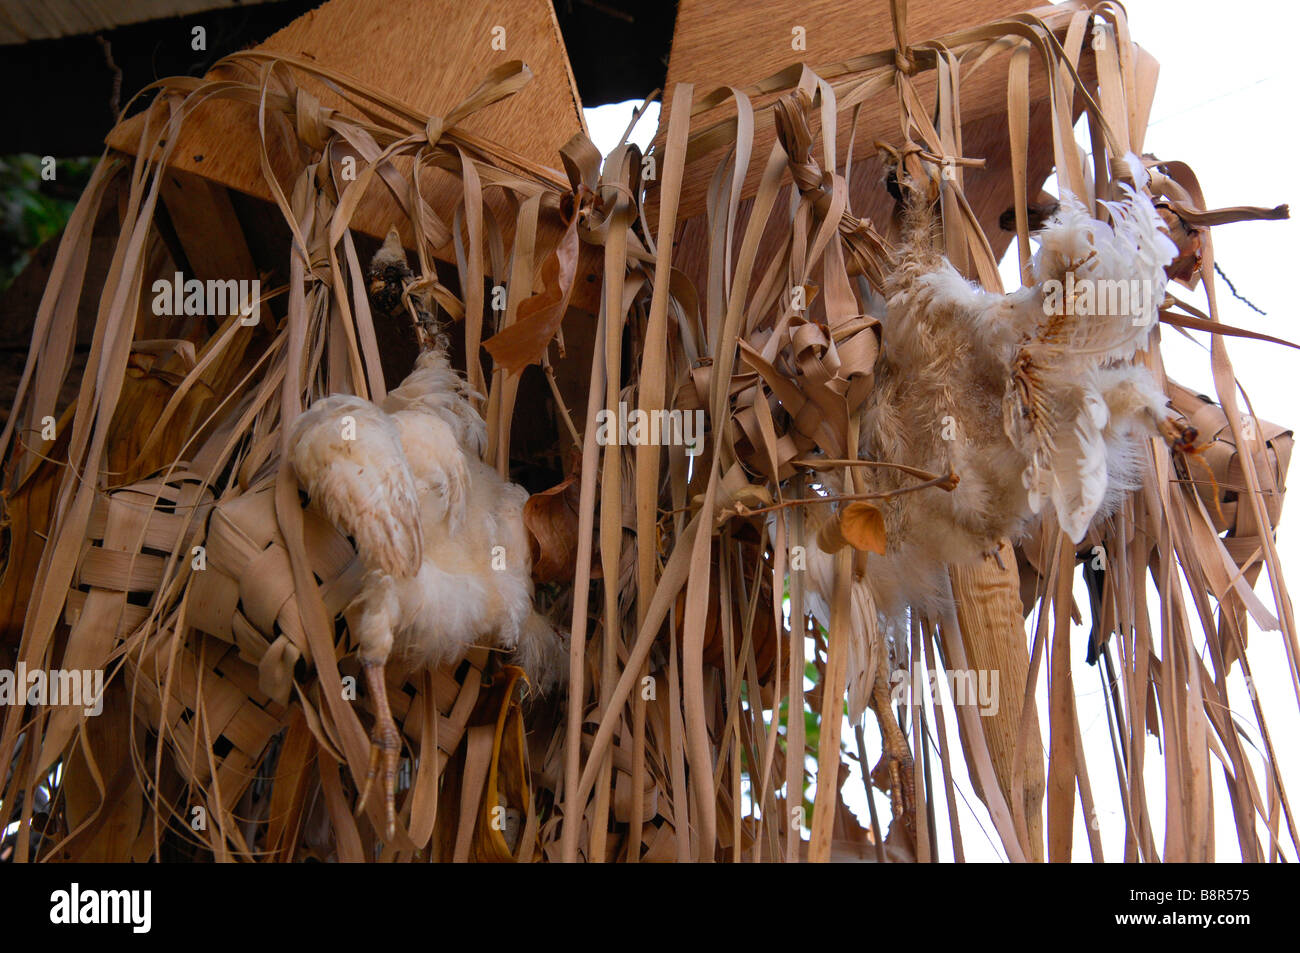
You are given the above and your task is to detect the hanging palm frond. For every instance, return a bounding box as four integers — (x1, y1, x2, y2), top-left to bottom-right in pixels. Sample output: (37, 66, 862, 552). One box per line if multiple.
(1, 0, 1295, 864)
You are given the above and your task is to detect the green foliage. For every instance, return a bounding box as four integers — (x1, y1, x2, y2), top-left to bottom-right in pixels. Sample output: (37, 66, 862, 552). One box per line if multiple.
(0, 154, 95, 292)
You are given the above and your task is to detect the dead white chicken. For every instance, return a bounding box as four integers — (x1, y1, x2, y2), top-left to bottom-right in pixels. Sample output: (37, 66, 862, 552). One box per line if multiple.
(288, 230, 565, 835)
(796, 157, 1185, 836)
(856, 155, 1183, 615)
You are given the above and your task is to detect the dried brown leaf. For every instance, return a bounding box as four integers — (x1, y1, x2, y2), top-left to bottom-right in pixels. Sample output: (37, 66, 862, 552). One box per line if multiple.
(523, 472, 581, 583)
(483, 214, 579, 374)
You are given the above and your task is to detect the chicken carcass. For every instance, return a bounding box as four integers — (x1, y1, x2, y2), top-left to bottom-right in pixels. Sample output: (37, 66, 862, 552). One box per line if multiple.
(797, 157, 1185, 836)
(855, 154, 1183, 616)
(288, 231, 564, 835)
(805, 155, 1183, 649)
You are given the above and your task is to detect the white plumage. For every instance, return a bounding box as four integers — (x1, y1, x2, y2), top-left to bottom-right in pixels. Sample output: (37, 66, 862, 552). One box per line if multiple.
(791, 161, 1182, 838)
(1008, 170, 1180, 540)
(290, 345, 562, 676)
(287, 237, 565, 834)
(795, 158, 1181, 756)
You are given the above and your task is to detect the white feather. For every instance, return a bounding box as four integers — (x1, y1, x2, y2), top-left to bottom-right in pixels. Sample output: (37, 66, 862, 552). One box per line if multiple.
(289, 396, 422, 577)
(769, 174, 1179, 733)
(289, 346, 554, 686)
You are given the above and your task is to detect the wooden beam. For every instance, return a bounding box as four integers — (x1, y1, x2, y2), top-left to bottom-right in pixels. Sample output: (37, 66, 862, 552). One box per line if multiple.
(160, 169, 258, 283)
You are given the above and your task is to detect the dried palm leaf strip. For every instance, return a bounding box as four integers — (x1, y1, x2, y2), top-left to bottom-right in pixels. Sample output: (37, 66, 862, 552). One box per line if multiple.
(948, 539, 1045, 861)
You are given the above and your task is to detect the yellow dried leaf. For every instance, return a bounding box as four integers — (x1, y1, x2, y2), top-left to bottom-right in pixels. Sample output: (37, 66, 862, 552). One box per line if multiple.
(839, 502, 886, 555)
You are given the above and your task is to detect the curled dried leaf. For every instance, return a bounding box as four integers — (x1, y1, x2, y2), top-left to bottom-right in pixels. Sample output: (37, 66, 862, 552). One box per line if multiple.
(710, 483, 773, 526)
(840, 502, 886, 554)
(817, 502, 886, 555)
(523, 473, 580, 583)
(482, 214, 580, 374)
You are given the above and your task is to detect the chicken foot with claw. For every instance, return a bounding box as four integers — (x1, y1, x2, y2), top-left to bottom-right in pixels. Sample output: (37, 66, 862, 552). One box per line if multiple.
(868, 667, 917, 845)
(356, 657, 401, 839)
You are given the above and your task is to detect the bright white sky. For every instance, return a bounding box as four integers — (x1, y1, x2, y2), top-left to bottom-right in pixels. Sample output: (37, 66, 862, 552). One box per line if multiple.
(582, 0, 1299, 862)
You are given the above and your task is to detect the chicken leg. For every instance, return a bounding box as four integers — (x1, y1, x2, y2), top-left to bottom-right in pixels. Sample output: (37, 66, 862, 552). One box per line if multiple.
(290, 226, 563, 842)
(356, 657, 401, 838)
(868, 666, 917, 845)
(353, 583, 402, 838)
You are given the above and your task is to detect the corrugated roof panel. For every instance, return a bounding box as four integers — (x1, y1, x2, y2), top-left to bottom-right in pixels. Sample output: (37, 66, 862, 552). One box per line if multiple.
(0, 0, 257, 45)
